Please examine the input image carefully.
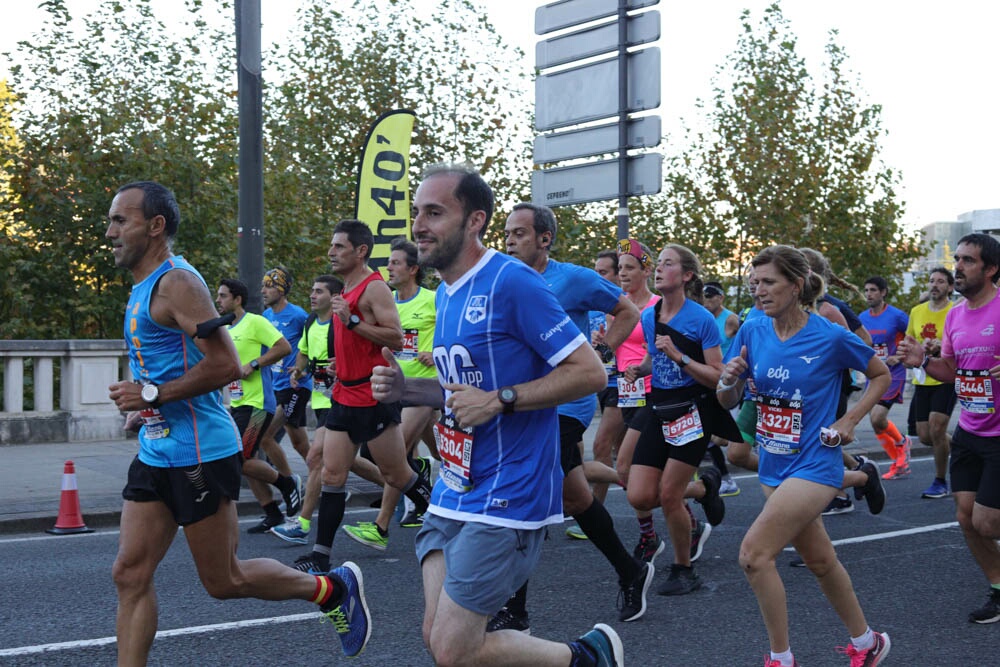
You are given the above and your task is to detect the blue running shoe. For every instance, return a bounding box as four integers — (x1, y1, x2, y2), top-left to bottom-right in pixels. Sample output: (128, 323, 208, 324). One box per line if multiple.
(576, 623, 624, 667)
(324, 561, 371, 657)
(271, 519, 309, 545)
(921, 479, 950, 499)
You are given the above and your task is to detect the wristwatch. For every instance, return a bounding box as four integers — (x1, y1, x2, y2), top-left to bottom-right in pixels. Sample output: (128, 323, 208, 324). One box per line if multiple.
(249, 359, 260, 371)
(140, 383, 160, 408)
(498, 386, 518, 415)
(679, 354, 692, 367)
(347, 314, 361, 330)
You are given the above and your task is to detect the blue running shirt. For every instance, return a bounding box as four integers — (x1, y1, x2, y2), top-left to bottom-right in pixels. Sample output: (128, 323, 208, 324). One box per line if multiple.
(541, 259, 621, 428)
(642, 299, 721, 390)
(263, 302, 311, 392)
(430, 250, 586, 529)
(726, 314, 874, 488)
(125, 257, 241, 467)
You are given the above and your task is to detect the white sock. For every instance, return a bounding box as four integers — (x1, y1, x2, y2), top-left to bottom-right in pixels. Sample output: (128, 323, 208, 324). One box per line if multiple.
(851, 627, 875, 650)
(769, 648, 794, 666)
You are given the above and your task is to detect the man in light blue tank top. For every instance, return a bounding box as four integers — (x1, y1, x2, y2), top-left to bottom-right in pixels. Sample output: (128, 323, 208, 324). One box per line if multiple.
(105, 181, 370, 662)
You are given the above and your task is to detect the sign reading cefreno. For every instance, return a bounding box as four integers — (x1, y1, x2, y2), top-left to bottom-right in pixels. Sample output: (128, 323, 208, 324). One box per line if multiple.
(354, 110, 417, 276)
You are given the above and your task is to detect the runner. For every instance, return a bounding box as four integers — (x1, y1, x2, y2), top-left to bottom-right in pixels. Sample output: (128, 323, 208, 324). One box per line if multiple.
(105, 181, 368, 662)
(899, 233, 1000, 624)
(859, 276, 912, 480)
(342, 237, 438, 550)
(372, 164, 623, 666)
(214, 278, 302, 533)
(718, 244, 892, 667)
(293, 220, 432, 575)
(486, 202, 649, 630)
(623, 243, 741, 595)
(905, 267, 957, 499)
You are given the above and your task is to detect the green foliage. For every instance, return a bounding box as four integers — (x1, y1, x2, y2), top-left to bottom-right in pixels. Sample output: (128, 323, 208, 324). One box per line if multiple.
(649, 3, 922, 311)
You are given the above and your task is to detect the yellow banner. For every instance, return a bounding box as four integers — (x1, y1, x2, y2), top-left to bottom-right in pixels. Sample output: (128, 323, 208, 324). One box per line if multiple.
(354, 110, 416, 276)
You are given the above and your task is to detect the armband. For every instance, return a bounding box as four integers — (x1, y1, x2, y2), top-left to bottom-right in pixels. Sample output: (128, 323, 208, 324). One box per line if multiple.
(921, 355, 931, 370)
(194, 313, 236, 339)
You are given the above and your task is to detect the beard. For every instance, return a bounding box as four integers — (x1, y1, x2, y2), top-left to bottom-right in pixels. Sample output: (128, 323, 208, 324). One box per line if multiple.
(418, 219, 468, 271)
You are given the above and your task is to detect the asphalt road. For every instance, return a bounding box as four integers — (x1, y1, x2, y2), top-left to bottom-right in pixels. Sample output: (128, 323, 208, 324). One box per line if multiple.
(1, 454, 996, 666)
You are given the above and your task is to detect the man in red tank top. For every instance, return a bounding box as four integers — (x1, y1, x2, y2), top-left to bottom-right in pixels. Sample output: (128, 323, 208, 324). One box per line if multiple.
(291, 220, 433, 574)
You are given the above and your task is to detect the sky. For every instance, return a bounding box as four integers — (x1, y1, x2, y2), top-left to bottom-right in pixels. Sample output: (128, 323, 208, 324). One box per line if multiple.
(2, 0, 998, 233)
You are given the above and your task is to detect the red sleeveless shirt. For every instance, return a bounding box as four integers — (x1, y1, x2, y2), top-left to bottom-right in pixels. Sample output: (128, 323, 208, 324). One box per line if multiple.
(333, 271, 388, 407)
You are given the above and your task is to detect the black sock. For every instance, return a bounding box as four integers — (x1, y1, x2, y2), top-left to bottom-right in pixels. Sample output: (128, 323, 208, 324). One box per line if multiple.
(506, 581, 528, 615)
(315, 489, 347, 552)
(709, 445, 729, 476)
(574, 497, 640, 582)
(403, 472, 431, 513)
(262, 500, 283, 522)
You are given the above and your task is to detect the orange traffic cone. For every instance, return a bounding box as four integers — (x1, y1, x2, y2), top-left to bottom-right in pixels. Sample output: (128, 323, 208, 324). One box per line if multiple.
(46, 460, 94, 535)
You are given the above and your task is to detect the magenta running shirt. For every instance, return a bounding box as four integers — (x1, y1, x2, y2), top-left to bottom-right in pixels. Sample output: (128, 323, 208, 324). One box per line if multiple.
(616, 294, 660, 393)
(942, 291, 1000, 436)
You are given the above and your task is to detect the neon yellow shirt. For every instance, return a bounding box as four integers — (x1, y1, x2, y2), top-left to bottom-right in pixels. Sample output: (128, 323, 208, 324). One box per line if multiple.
(228, 312, 283, 409)
(394, 286, 438, 379)
(298, 316, 333, 410)
(907, 300, 953, 387)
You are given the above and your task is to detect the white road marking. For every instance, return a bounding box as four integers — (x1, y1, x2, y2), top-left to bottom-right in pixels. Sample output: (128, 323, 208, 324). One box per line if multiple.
(783, 521, 960, 551)
(0, 613, 318, 657)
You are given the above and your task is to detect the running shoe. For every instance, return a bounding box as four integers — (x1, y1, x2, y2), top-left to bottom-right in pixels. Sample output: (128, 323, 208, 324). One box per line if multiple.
(836, 630, 890, 666)
(696, 466, 726, 526)
(399, 507, 425, 528)
(764, 658, 799, 667)
(690, 520, 712, 563)
(921, 478, 950, 499)
(486, 606, 530, 634)
(565, 523, 589, 540)
(617, 561, 653, 622)
(281, 473, 303, 517)
(853, 456, 886, 515)
(969, 587, 1000, 624)
(270, 518, 309, 545)
(657, 563, 701, 596)
(342, 521, 388, 551)
(789, 556, 807, 568)
(881, 463, 911, 480)
(720, 474, 741, 497)
(415, 455, 433, 488)
(248, 514, 283, 534)
(323, 561, 371, 657)
(292, 552, 327, 574)
(822, 495, 855, 516)
(576, 623, 624, 667)
(633, 532, 666, 564)
(898, 435, 912, 467)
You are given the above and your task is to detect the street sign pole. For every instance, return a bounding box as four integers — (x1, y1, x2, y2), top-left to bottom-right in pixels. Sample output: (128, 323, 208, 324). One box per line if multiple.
(616, 0, 629, 241)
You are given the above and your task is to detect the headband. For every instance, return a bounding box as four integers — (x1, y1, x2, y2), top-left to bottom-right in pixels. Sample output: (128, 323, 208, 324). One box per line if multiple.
(262, 267, 291, 294)
(617, 238, 653, 269)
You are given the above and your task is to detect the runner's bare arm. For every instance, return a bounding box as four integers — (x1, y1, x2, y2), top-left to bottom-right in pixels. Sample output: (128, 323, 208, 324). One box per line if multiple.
(353, 280, 405, 350)
(829, 354, 890, 444)
(109, 270, 241, 412)
(602, 295, 640, 352)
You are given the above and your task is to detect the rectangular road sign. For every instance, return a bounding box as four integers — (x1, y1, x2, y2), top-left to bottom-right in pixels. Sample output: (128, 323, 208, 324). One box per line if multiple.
(531, 153, 662, 207)
(535, 0, 659, 35)
(536, 11, 660, 69)
(533, 116, 661, 163)
(535, 47, 660, 131)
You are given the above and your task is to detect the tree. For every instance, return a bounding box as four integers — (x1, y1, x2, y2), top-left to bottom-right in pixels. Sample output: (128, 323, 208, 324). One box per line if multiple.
(642, 2, 922, 308)
(261, 0, 533, 292)
(2, 0, 238, 338)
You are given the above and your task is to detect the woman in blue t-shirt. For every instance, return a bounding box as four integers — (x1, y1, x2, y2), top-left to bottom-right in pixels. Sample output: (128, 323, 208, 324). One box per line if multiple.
(717, 245, 893, 667)
(623, 244, 741, 597)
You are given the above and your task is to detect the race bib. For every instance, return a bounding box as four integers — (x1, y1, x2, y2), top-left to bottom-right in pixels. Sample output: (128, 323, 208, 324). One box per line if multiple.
(873, 343, 889, 361)
(617, 376, 647, 408)
(228, 379, 243, 401)
(755, 394, 803, 455)
(397, 328, 420, 361)
(661, 404, 704, 446)
(434, 415, 475, 492)
(955, 369, 995, 414)
(139, 407, 170, 440)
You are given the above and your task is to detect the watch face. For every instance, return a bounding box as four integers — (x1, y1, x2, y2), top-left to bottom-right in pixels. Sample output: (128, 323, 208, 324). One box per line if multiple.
(499, 388, 516, 403)
(141, 384, 158, 402)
